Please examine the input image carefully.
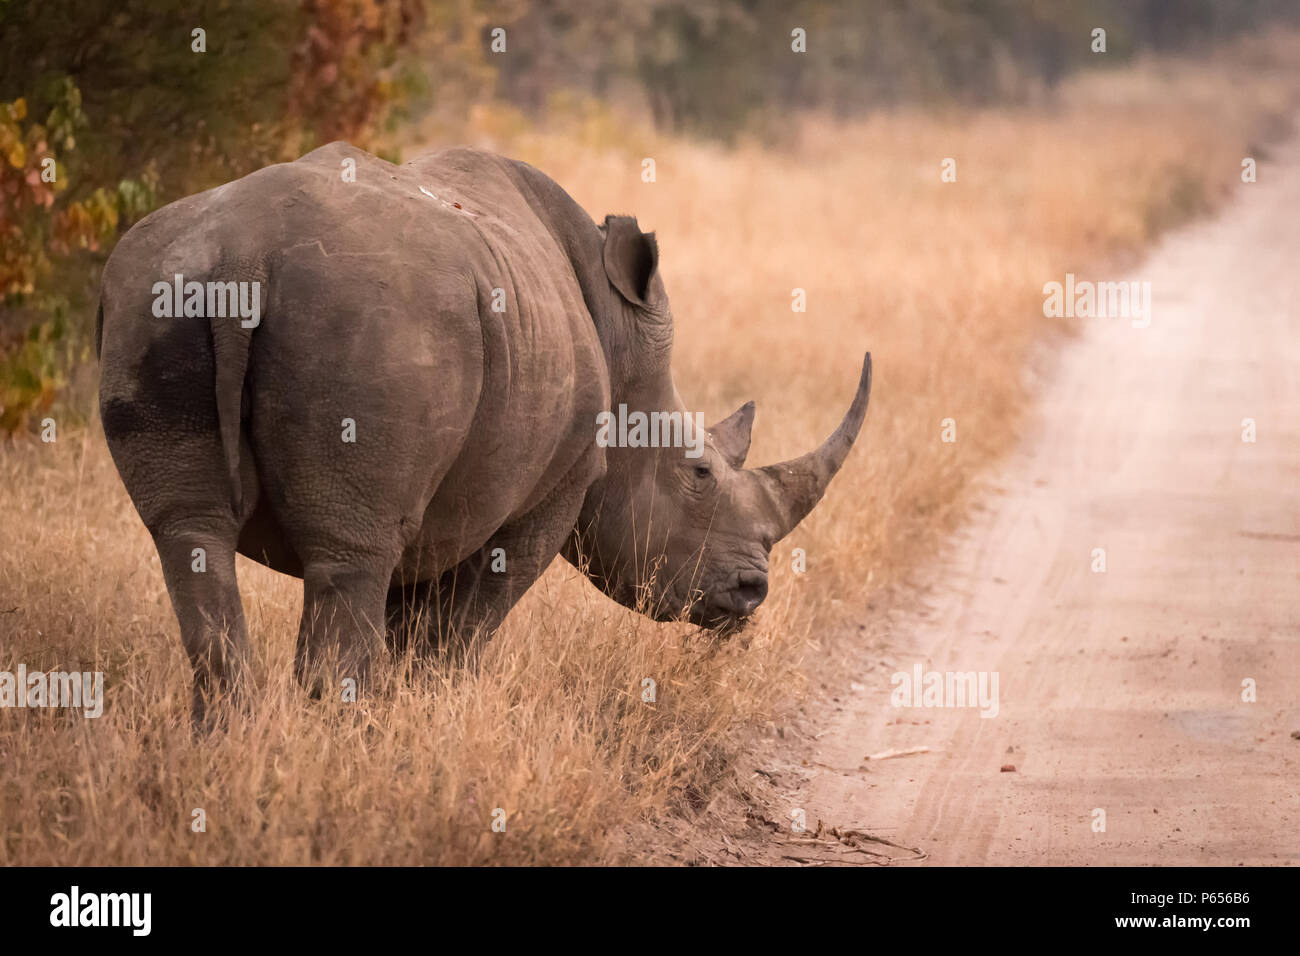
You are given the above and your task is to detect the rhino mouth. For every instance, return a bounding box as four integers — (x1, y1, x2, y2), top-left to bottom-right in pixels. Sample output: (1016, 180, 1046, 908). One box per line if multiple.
(692, 568, 768, 629)
(685, 600, 757, 635)
(644, 598, 752, 633)
(696, 611, 753, 637)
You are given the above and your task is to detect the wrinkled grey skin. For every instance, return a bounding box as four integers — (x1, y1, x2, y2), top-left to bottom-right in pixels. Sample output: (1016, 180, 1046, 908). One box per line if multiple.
(97, 143, 871, 721)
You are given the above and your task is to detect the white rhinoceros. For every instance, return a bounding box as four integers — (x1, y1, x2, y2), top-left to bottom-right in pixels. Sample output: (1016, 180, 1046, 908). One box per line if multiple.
(96, 143, 871, 721)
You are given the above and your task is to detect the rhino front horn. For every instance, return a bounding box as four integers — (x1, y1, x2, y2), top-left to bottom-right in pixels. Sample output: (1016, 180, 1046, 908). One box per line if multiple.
(754, 352, 872, 541)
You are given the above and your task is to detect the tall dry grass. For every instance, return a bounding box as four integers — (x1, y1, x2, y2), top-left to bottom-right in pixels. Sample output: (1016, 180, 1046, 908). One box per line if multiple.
(3, 34, 1299, 864)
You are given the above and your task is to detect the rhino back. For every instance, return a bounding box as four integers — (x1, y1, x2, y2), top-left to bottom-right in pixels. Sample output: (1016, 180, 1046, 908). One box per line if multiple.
(101, 142, 609, 581)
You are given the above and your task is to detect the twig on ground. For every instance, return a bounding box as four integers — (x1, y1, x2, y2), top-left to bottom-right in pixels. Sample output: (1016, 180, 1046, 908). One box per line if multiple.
(863, 745, 932, 761)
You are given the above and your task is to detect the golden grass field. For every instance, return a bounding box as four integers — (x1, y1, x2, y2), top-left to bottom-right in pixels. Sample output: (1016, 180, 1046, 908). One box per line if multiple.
(2, 35, 1298, 864)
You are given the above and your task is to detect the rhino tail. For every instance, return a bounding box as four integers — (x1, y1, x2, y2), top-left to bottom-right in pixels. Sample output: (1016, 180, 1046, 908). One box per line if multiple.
(210, 316, 254, 516)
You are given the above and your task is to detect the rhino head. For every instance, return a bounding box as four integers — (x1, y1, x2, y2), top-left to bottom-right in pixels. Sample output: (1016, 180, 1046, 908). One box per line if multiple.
(564, 215, 872, 630)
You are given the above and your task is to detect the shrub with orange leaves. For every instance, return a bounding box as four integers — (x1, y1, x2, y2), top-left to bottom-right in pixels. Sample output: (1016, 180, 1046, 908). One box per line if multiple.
(0, 80, 158, 433)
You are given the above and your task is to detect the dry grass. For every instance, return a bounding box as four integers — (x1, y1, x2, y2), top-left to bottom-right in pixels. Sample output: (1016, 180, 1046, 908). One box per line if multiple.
(3, 35, 1299, 864)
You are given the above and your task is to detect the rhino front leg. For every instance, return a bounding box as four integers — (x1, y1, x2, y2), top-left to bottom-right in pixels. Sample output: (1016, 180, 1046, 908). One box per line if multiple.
(384, 552, 510, 663)
(388, 458, 598, 661)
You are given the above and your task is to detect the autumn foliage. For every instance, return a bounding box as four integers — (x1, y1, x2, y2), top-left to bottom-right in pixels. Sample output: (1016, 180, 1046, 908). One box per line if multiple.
(0, 0, 445, 433)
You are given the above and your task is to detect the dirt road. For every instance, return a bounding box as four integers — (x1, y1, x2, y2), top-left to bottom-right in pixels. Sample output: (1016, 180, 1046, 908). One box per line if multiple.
(759, 134, 1300, 865)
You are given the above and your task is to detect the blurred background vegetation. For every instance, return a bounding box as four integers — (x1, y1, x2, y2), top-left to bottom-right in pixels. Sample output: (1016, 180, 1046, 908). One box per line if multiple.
(1, 0, 1297, 433)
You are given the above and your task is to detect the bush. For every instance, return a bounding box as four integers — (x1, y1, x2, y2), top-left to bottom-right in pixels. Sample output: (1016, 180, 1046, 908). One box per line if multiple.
(0, 0, 441, 435)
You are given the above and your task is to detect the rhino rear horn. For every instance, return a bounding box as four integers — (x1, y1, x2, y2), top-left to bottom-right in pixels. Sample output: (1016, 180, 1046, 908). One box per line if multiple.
(708, 401, 755, 468)
(755, 353, 872, 541)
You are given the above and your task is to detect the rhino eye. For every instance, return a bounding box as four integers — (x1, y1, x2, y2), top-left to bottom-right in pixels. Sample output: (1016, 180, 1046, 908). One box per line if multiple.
(693, 464, 712, 480)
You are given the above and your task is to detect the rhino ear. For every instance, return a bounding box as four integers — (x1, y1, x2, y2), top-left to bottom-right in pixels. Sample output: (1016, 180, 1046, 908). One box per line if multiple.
(602, 215, 659, 307)
(707, 401, 755, 468)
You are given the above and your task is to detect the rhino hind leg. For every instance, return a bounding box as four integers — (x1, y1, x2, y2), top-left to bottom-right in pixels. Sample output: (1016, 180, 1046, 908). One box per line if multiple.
(152, 522, 250, 729)
(294, 556, 395, 699)
(100, 312, 254, 728)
